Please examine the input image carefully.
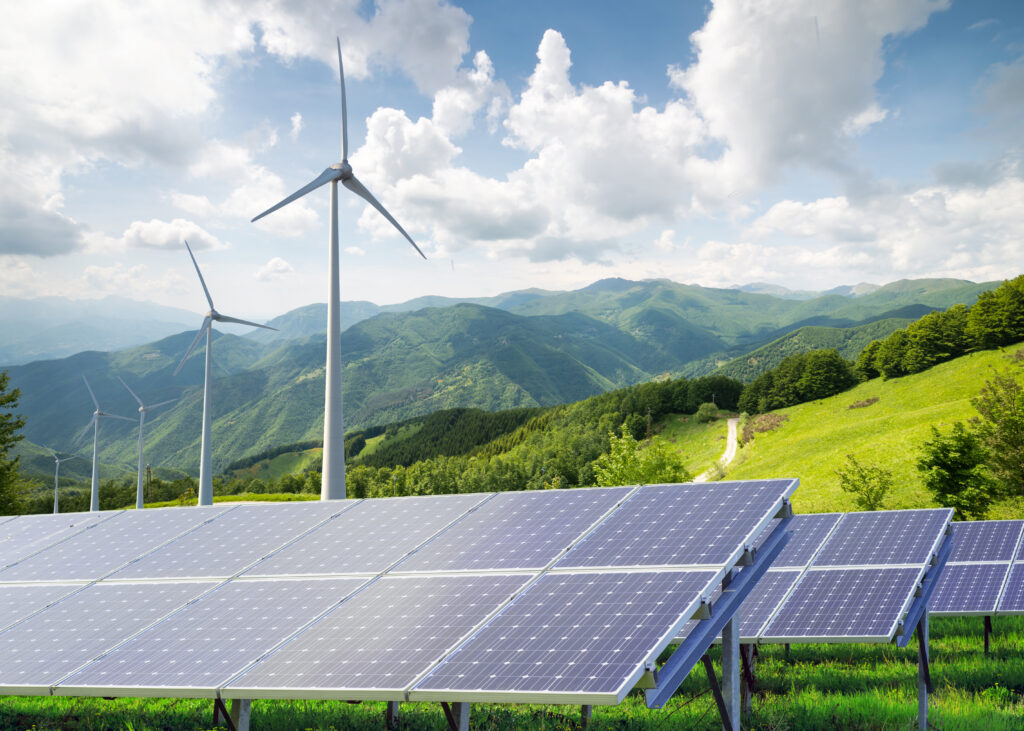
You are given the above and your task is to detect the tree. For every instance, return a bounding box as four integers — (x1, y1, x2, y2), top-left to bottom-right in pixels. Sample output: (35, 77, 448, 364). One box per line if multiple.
(917, 423, 994, 520)
(971, 369, 1024, 498)
(854, 340, 882, 381)
(0, 371, 27, 514)
(695, 402, 718, 423)
(835, 454, 892, 511)
(593, 432, 691, 487)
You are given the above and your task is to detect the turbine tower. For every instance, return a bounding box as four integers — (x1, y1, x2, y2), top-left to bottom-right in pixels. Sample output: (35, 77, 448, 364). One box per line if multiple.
(73, 375, 133, 512)
(118, 376, 176, 510)
(50, 450, 78, 514)
(251, 38, 426, 501)
(175, 241, 276, 506)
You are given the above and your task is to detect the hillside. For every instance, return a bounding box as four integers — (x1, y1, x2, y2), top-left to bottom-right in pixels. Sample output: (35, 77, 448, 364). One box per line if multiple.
(723, 342, 1024, 514)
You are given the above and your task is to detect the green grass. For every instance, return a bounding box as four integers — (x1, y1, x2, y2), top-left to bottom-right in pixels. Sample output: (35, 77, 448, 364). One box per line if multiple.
(145, 492, 318, 508)
(227, 448, 323, 483)
(0, 617, 1020, 729)
(725, 343, 1024, 513)
(657, 412, 732, 477)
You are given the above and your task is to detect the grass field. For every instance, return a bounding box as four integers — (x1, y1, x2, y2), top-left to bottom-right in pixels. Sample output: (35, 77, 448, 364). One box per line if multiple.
(658, 411, 732, 477)
(723, 343, 1024, 514)
(0, 616, 1020, 730)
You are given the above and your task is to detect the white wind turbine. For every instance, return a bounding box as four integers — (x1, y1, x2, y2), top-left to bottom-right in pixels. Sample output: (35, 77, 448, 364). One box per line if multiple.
(73, 375, 133, 512)
(251, 38, 426, 501)
(175, 240, 276, 506)
(118, 376, 177, 510)
(50, 450, 78, 514)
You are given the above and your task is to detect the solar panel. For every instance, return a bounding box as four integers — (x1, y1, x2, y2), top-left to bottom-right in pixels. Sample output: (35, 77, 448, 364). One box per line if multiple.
(557, 480, 795, 569)
(998, 564, 1024, 614)
(0, 511, 114, 569)
(0, 584, 84, 632)
(411, 570, 718, 704)
(245, 494, 488, 577)
(762, 567, 921, 642)
(111, 502, 349, 580)
(771, 514, 842, 567)
(395, 487, 631, 572)
(928, 563, 1009, 616)
(0, 506, 233, 582)
(224, 574, 532, 700)
(56, 578, 367, 697)
(814, 509, 952, 566)
(947, 521, 1024, 563)
(0, 581, 213, 693)
(735, 570, 800, 640)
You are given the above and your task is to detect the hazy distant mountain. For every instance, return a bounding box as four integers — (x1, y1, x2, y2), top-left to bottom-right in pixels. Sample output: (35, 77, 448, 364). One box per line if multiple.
(0, 295, 200, 366)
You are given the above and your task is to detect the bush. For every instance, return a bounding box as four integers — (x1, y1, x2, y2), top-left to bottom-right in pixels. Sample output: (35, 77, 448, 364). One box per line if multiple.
(835, 454, 893, 511)
(917, 422, 994, 520)
(695, 403, 718, 423)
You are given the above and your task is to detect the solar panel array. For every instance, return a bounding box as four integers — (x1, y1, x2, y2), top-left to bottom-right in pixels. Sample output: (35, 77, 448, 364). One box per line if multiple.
(0, 479, 797, 706)
(928, 520, 1024, 616)
(729, 509, 953, 644)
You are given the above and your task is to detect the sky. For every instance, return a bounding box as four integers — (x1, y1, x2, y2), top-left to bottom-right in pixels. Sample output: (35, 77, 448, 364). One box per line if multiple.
(1, 0, 1023, 319)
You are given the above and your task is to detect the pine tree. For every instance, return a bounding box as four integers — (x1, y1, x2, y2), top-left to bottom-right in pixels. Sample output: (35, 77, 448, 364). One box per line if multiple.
(0, 371, 28, 514)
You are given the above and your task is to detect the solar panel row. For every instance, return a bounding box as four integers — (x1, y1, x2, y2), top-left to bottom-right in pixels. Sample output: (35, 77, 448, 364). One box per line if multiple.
(928, 520, 1024, 616)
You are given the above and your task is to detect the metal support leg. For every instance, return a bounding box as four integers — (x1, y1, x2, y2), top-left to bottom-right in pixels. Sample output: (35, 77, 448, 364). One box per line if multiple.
(441, 701, 470, 731)
(386, 701, 401, 729)
(213, 698, 237, 731)
(721, 616, 740, 730)
(581, 705, 592, 728)
(984, 615, 992, 655)
(784, 642, 791, 662)
(740, 643, 755, 714)
(917, 609, 930, 731)
(230, 699, 250, 731)
(701, 654, 732, 731)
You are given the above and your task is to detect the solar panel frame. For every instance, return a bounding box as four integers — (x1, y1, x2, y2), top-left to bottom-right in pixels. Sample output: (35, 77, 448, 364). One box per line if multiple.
(998, 563, 1024, 615)
(813, 509, 953, 567)
(946, 520, 1024, 563)
(927, 562, 1011, 616)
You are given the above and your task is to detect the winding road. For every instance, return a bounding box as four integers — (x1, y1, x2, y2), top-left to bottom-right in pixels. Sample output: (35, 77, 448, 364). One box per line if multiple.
(694, 416, 739, 483)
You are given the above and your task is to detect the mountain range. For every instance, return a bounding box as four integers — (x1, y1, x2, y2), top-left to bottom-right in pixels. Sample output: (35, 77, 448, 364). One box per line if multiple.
(5, 276, 997, 479)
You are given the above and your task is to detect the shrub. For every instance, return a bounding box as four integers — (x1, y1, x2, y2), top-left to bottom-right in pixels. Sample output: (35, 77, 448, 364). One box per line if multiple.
(695, 402, 718, 423)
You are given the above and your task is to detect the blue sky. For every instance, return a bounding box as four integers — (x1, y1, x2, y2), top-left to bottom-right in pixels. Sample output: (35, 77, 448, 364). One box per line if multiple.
(1, 0, 1022, 319)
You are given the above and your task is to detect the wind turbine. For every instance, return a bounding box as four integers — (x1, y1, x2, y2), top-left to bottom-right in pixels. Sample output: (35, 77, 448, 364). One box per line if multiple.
(73, 375, 133, 512)
(50, 450, 78, 514)
(175, 240, 276, 506)
(251, 37, 426, 501)
(118, 376, 176, 510)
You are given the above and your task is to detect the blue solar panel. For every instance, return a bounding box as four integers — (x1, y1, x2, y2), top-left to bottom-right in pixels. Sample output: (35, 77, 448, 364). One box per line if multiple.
(948, 521, 1024, 563)
(557, 480, 795, 569)
(773, 514, 842, 567)
(928, 563, 1009, 615)
(246, 494, 487, 577)
(0, 584, 84, 632)
(998, 564, 1024, 614)
(0, 581, 213, 691)
(396, 488, 631, 572)
(111, 502, 348, 580)
(0, 506, 232, 582)
(225, 574, 531, 700)
(0, 511, 114, 569)
(412, 570, 718, 703)
(735, 570, 800, 639)
(762, 567, 921, 642)
(57, 578, 367, 696)
(814, 510, 952, 566)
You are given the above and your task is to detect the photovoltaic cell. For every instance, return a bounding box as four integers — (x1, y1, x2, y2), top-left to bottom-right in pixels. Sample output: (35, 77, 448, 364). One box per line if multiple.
(772, 514, 842, 567)
(246, 494, 488, 577)
(57, 578, 367, 696)
(947, 520, 1024, 563)
(396, 488, 631, 572)
(0, 506, 232, 582)
(0, 581, 212, 691)
(225, 574, 531, 699)
(0, 584, 84, 632)
(998, 564, 1024, 613)
(762, 567, 920, 642)
(413, 570, 717, 702)
(735, 570, 800, 639)
(557, 480, 794, 569)
(0, 511, 113, 569)
(111, 502, 348, 580)
(928, 563, 1009, 615)
(814, 510, 952, 567)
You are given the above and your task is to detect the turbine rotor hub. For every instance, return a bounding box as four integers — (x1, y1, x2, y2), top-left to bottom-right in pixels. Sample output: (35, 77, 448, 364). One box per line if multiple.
(332, 161, 353, 180)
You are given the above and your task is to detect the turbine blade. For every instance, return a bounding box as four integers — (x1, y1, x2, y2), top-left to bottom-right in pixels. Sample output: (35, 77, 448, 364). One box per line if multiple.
(117, 376, 144, 407)
(102, 413, 135, 423)
(338, 36, 348, 161)
(343, 175, 427, 259)
(81, 375, 99, 410)
(251, 167, 339, 222)
(184, 241, 215, 312)
(215, 314, 277, 331)
(73, 416, 96, 447)
(146, 398, 178, 411)
(174, 317, 212, 376)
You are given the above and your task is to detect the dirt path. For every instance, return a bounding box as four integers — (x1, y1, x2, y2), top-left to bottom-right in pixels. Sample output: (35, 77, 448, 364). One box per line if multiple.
(694, 417, 740, 483)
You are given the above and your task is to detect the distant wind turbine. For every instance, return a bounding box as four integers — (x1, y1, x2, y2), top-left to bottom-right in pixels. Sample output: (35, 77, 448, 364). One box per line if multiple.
(50, 450, 78, 514)
(73, 375, 133, 512)
(118, 377, 176, 510)
(251, 37, 426, 501)
(175, 240, 276, 506)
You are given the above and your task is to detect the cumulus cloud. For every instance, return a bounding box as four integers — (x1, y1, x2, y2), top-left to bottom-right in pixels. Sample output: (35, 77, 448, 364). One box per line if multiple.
(119, 218, 225, 251)
(654, 230, 676, 252)
(289, 112, 303, 141)
(255, 257, 294, 280)
(344, 246, 365, 255)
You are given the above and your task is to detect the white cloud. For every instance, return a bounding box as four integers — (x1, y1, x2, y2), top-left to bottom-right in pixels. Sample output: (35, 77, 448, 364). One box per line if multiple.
(77, 262, 188, 302)
(654, 230, 676, 252)
(289, 112, 303, 141)
(344, 246, 365, 255)
(255, 257, 294, 280)
(432, 51, 510, 137)
(119, 218, 225, 251)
